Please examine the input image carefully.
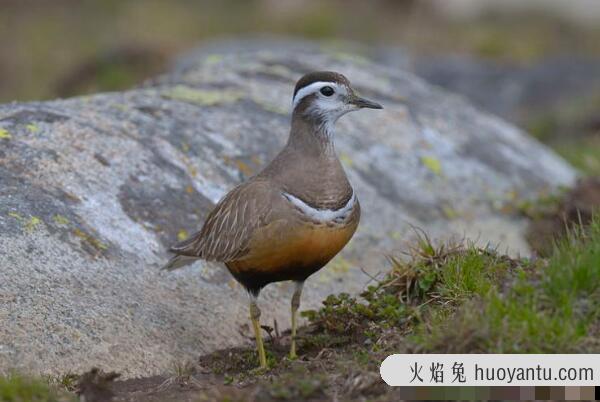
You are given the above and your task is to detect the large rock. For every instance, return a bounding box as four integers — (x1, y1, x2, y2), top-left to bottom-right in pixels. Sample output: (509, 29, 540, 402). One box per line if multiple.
(0, 40, 575, 377)
(411, 54, 600, 125)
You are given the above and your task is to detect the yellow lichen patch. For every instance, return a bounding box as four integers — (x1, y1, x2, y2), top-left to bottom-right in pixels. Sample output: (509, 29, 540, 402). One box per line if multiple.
(163, 85, 243, 106)
(204, 54, 224, 65)
(181, 155, 199, 178)
(0, 128, 12, 139)
(185, 185, 194, 194)
(177, 229, 188, 241)
(316, 256, 354, 283)
(7, 212, 43, 231)
(253, 98, 288, 115)
(235, 160, 254, 177)
(53, 214, 70, 226)
(224, 155, 256, 176)
(250, 155, 263, 166)
(262, 64, 295, 79)
(339, 153, 354, 168)
(181, 142, 190, 153)
(328, 256, 352, 274)
(421, 156, 442, 175)
(25, 216, 42, 231)
(389, 231, 403, 240)
(26, 123, 39, 133)
(112, 103, 128, 112)
(73, 228, 108, 251)
(8, 212, 23, 220)
(441, 204, 459, 219)
(324, 49, 371, 65)
(505, 190, 518, 201)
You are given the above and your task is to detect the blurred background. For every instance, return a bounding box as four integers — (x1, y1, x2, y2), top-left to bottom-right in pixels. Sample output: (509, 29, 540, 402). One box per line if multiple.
(1, 0, 599, 175)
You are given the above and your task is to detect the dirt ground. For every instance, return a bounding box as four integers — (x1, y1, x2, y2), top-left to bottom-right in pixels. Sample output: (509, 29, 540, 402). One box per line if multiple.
(77, 328, 391, 402)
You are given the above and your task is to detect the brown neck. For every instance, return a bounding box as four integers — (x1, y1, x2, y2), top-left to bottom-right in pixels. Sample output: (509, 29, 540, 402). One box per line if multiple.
(287, 111, 335, 157)
(257, 110, 352, 209)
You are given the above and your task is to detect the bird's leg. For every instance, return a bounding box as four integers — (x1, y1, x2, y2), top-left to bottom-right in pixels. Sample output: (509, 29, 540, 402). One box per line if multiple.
(289, 281, 304, 359)
(249, 294, 267, 369)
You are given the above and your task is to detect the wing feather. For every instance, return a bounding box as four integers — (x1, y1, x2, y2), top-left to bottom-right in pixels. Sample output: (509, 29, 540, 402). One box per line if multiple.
(169, 180, 276, 262)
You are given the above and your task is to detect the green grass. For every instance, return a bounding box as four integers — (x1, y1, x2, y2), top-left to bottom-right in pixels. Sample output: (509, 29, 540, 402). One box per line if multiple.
(302, 233, 527, 345)
(413, 215, 600, 353)
(0, 374, 73, 402)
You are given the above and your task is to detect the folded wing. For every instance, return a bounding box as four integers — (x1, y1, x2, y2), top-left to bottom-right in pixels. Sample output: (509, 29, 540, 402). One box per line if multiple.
(169, 180, 277, 263)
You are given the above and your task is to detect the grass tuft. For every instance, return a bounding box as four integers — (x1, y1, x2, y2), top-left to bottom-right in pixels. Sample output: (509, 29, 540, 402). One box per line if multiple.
(0, 374, 72, 402)
(412, 215, 600, 353)
(302, 232, 526, 348)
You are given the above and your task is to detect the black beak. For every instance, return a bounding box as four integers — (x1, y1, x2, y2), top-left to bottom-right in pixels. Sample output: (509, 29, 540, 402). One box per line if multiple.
(349, 95, 383, 109)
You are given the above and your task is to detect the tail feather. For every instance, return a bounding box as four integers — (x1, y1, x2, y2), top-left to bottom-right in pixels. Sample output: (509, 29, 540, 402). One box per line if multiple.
(161, 254, 199, 271)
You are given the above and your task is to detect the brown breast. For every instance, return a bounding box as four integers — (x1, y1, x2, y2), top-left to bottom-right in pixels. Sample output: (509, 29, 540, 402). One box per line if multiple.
(226, 200, 360, 285)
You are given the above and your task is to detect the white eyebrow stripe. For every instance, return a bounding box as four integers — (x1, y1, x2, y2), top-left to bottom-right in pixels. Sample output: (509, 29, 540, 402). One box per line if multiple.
(292, 81, 339, 109)
(282, 191, 356, 222)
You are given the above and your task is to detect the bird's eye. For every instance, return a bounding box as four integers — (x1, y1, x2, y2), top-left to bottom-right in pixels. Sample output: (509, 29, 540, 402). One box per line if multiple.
(320, 86, 334, 96)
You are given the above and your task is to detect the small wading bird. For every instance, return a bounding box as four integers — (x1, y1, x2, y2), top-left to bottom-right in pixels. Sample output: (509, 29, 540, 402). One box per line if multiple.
(163, 71, 382, 368)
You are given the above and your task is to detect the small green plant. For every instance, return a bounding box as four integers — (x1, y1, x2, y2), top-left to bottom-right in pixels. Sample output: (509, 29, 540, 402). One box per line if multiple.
(0, 374, 72, 402)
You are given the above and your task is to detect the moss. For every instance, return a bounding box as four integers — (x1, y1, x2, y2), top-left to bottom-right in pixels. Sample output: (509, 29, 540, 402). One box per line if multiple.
(162, 85, 243, 106)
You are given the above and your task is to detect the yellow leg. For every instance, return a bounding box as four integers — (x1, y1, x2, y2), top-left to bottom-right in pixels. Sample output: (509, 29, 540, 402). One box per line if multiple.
(249, 299, 267, 369)
(289, 281, 304, 359)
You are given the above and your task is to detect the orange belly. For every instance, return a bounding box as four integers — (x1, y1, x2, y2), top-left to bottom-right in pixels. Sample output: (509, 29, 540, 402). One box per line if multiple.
(227, 219, 358, 288)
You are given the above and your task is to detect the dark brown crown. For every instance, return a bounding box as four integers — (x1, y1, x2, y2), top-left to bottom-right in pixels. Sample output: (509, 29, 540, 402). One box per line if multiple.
(293, 71, 351, 98)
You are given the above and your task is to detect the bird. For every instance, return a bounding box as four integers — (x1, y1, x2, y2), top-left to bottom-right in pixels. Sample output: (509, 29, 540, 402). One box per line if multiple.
(163, 71, 383, 368)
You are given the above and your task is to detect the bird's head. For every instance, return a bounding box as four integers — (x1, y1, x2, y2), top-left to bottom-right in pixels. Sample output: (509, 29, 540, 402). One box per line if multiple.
(291, 71, 383, 128)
